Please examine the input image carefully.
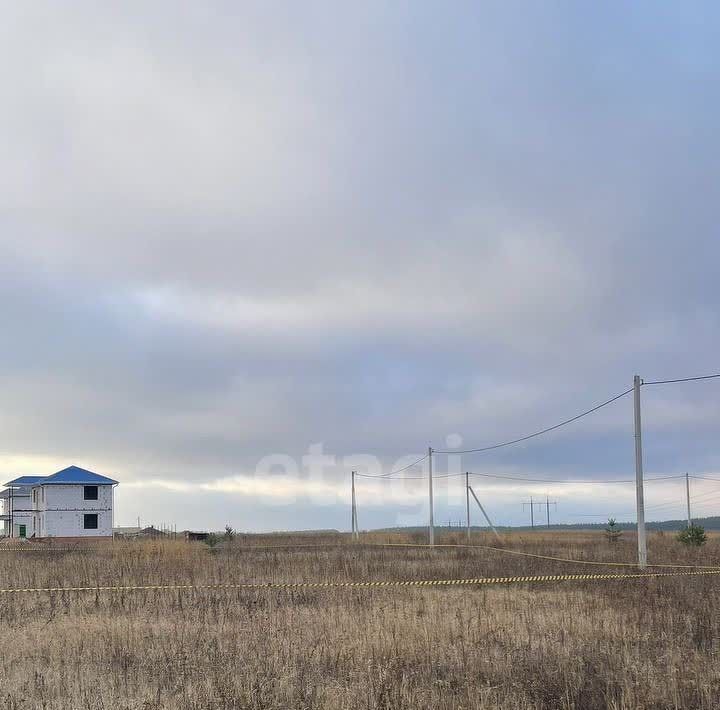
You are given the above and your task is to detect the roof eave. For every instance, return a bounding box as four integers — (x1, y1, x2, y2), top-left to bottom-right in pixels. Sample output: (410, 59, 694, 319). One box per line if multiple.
(39, 480, 118, 486)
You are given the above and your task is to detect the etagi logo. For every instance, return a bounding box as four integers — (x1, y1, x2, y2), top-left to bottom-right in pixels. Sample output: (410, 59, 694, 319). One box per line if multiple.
(253, 435, 466, 515)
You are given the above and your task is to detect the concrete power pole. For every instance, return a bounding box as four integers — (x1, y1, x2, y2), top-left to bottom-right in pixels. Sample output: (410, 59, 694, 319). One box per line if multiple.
(465, 471, 471, 541)
(351, 471, 357, 540)
(523, 496, 535, 529)
(522, 498, 548, 531)
(428, 447, 435, 545)
(686, 472, 692, 529)
(633, 374, 647, 568)
(468, 485, 501, 540)
(545, 496, 557, 528)
(530, 496, 534, 529)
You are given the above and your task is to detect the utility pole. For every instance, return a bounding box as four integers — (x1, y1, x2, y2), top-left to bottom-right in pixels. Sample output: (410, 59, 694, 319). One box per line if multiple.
(468, 485, 501, 540)
(428, 446, 434, 545)
(545, 496, 557, 528)
(530, 496, 534, 529)
(546, 496, 550, 527)
(634, 374, 647, 568)
(523, 496, 535, 529)
(522, 498, 548, 530)
(353, 471, 360, 540)
(351, 471, 357, 540)
(465, 471, 471, 541)
(686, 472, 692, 529)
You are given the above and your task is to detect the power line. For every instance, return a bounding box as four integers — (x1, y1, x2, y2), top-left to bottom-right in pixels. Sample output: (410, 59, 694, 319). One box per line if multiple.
(434, 373, 719, 457)
(539, 485, 720, 519)
(356, 471, 463, 481)
(434, 387, 633, 454)
(465, 472, 683, 484)
(688, 489, 720, 504)
(361, 372, 718, 480)
(355, 453, 429, 479)
(690, 498, 720, 508)
(643, 373, 720, 386)
(642, 500, 685, 512)
(619, 487, 720, 514)
(358, 470, 685, 483)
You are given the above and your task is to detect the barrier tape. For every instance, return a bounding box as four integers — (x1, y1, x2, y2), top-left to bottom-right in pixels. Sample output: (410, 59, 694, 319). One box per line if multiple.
(202, 541, 720, 571)
(2, 541, 719, 571)
(1, 568, 720, 593)
(366, 542, 720, 569)
(0, 547, 78, 552)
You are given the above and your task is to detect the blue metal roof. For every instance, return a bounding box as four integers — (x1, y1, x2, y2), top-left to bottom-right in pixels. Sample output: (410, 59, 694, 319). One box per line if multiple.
(4, 475, 47, 486)
(5, 467, 117, 487)
(39, 466, 118, 486)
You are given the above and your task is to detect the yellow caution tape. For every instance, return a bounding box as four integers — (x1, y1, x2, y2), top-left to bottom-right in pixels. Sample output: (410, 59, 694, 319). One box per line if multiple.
(220, 541, 720, 570)
(0, 549, 122, 554)
(3, 541, 718, 571)
(1, 568, 719, 593)
(366, 542, 720, 569)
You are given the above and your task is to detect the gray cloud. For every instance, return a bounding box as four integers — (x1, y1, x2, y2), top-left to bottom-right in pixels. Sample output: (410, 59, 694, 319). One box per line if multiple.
(0, 2, 719, 528)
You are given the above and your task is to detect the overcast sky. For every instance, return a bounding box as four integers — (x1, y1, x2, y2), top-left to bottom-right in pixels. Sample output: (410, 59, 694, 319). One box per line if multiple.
(1, 2, 719, 531)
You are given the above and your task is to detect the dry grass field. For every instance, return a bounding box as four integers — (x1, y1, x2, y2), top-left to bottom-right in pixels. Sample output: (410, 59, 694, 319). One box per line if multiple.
(0, 530, 719, 709)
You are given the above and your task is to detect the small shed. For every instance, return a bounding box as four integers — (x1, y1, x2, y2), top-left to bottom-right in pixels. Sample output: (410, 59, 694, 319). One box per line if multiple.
(184, 531, 209, 542)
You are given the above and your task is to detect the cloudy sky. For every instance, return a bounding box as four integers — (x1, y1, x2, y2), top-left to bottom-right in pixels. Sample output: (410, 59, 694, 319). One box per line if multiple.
(1, 2, 719, 531)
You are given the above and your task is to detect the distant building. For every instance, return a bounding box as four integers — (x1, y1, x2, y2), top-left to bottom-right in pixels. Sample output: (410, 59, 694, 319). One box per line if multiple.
(138, 526, 169, 539)
(112, 526, 143, 538)
(184, 531, 209, 542)
(1, 466, 117, 539)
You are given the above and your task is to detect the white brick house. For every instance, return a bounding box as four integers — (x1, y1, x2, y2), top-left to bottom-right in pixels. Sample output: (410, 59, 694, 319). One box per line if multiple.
(2, 466, 117, 539)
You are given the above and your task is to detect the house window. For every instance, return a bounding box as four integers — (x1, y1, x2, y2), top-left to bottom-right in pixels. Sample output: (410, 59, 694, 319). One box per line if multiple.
(32, 490, 36, 505)
(83, 514, 98, 530)
(84, 486, 98, 501)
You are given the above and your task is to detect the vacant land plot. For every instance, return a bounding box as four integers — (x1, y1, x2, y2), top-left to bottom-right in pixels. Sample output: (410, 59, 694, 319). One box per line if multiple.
(0, 531, 718, 709)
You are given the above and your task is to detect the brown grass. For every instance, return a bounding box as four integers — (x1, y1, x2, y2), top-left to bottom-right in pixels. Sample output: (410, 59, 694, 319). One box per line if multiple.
(0, 530, 718, 709)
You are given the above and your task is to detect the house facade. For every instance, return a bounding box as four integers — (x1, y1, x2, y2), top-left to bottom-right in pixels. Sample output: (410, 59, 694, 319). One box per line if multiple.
(1, 466, 117, 539)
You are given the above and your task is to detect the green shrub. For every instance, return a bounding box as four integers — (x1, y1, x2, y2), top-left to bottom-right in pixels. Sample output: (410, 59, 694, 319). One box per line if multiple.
(676, 524, 707, 547)
(605, 518, 622, 544)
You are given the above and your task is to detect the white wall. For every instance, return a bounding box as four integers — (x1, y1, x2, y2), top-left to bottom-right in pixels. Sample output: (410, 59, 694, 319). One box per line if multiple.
(4, 491, 35, 537)
(36, 485, 113, 538)
(11, 510, 33, 538)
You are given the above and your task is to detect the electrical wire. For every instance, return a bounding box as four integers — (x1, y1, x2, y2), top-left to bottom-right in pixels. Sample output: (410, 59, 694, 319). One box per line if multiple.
(371, 542, 720, 570)
(690, 500, 720, 510)
(641, 500, 686, 512)
(355, 453, 429, 479)
(356, 471, 464, 481)
(688, 490, 720, 504)
(464, 472, 683, 484)
(610, 486, 720, 516)
(357, 471, 685, 484)
(602, 478, 720, 514)
(643, 373, 720, 386)
(433, 387, 633, 454)
(360, 372, 718, 480)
